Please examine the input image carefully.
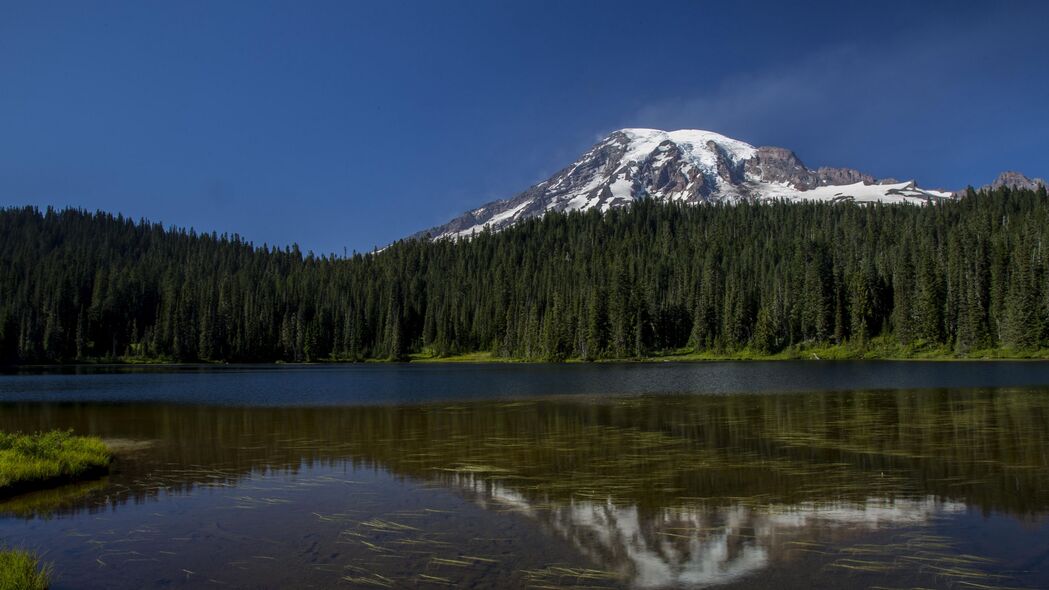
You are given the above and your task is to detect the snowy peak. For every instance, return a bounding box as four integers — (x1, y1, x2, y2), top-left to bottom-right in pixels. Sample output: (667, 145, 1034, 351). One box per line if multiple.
(616, 128, 757, 170)
(416, 128, 955, 240)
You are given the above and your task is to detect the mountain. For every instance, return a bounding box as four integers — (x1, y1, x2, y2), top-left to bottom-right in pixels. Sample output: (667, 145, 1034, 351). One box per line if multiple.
(981, 171, 1047, 192)
(417, 128, 955, 240)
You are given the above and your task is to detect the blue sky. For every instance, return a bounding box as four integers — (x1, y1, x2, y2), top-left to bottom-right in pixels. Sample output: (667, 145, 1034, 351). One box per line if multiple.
(2, 1, 1047, 254)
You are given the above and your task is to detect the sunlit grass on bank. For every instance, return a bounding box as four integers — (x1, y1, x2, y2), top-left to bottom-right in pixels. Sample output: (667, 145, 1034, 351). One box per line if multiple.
(0, 549, 49, 590)
(27, 333, 1049, 366)
(0, 431, 111, 497)
(149, 336, 1049, 364)
(409, 350, 517, 363)
(617, 336, 1049, 362)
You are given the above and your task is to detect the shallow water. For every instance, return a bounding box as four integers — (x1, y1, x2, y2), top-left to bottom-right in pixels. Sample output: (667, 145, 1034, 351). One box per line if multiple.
(1, 363, 1048, 588)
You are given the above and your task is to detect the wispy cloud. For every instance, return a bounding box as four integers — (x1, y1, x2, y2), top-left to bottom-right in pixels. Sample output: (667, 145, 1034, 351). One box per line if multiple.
(631, 40, 963, 150)
(627, 7, 1048, 184)
(633, 48, 845, 144)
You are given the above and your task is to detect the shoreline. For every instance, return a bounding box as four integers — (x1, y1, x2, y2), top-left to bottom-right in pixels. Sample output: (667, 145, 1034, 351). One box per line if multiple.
(6, 346, 1049, 369)
(0, 431, 112, 500)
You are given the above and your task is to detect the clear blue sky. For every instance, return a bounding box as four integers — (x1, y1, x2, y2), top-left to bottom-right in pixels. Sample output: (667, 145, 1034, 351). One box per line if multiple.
(2, 1, 1047, 254)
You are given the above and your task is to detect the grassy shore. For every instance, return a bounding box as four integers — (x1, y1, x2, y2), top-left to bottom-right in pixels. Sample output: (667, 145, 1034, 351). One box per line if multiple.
(0, 431, 111, 498)
(631, 340, 1049, 362)
(18, 337, 1049, 366)
(0, 549, 49, 590)
(0, 432, 110, 589)
(408, 338, 1049, 363)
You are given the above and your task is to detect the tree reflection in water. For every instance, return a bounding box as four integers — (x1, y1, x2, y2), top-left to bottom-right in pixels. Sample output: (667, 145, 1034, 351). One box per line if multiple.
(0, 388, 1046, 588)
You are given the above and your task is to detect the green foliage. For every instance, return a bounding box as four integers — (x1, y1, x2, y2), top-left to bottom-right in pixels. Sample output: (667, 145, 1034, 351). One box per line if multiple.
(0, 430, 111, 492)
(2, 187, 1049, 363)
(0, 549, 49, 590)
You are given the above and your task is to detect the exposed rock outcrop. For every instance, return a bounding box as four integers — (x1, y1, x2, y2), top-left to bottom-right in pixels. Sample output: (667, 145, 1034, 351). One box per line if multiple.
(415, 128, 956, 240)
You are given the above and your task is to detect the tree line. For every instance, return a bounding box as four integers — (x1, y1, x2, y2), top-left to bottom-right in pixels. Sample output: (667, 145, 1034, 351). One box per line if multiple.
(2, 185, 1048, 364)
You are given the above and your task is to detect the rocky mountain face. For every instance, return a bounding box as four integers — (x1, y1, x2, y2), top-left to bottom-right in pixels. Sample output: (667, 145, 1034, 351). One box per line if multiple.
(743, 146, 877, 189)
(413, 128, 961, 240)
(982, 171, 1047, 192)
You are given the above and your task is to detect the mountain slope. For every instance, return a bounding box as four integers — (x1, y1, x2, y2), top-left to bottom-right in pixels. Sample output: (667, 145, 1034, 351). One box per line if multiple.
(981, 171, 1047, 192)
(417, 128, 955, 240)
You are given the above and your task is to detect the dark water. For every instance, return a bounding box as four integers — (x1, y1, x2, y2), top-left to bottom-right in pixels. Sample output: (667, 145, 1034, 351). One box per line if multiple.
(8, 360, 1049, 404)
(1, 363, 1048, 589)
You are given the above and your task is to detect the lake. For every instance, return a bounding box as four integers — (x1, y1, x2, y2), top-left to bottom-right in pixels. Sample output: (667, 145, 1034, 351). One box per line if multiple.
(1, 362, 1048, 589)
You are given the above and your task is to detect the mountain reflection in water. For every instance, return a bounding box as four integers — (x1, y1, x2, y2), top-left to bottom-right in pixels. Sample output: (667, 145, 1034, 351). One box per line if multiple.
(0, 388, 1046, 589)
(459, 475, 967, 589)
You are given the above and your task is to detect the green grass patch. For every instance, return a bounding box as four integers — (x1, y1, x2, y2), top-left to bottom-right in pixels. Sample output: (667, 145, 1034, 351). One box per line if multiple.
(0, 431, 111, 497)
(33, 337, 1049, 365)
(574, 337, 1049, 363)
(406, 336, 1049, 363)
(409, 350, 521, 363)
(0, 549, 49, 590)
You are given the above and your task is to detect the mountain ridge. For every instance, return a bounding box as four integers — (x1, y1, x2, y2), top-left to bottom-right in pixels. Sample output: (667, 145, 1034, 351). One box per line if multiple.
(981, 170, 1047, 192)
(415, 128, 961, 240)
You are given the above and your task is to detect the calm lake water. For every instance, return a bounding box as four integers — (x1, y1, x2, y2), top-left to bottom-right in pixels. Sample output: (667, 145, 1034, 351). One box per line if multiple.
(1, 362, 1048, 589)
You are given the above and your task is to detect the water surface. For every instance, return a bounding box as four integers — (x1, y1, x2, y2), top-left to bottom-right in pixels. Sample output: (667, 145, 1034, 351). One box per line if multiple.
(6, 360, 1049, 404)
(1, 363, 1047, 588)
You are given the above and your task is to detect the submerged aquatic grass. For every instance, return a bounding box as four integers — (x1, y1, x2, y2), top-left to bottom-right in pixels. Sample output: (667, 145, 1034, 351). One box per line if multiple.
(1, 389, 1046, 588)
(0, 430, 111, 496)
(0, 549, 49, 590)
(321, 390, 1049, 515)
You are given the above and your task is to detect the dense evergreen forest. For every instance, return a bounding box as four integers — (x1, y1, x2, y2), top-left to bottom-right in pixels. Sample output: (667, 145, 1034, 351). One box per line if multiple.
(2, 186, 1049, 364)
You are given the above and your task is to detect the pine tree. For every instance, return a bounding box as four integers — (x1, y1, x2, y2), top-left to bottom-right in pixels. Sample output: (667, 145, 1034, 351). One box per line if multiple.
(2, 189, 1049, 364)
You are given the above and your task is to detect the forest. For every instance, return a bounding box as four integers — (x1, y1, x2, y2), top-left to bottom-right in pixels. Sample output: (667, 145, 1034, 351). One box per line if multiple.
(2, 185, 1048, 364)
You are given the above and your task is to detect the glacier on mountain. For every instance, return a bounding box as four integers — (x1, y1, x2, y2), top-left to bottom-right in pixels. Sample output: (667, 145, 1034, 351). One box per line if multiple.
(419, 128, 955, 240)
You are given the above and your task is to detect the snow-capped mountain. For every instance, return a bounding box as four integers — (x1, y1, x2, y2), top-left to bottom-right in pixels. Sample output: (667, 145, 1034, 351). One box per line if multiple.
(416, 128, 955, 240)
